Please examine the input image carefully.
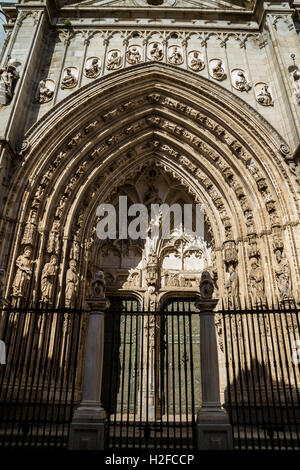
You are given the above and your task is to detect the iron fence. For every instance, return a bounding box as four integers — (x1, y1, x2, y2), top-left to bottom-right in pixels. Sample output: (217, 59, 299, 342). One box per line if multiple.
(0, 299, 299, 450)
(0, 306, 83, 448)
(221, 300, 300, 450)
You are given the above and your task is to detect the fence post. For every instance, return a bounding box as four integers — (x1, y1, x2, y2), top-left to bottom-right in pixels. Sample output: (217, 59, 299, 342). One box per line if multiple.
(68, 271, 109, 450)
(196, 271, 233, 450)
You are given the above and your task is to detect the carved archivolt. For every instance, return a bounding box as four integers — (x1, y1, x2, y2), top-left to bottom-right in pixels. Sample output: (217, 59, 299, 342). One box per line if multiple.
(1, 64, 299, 306)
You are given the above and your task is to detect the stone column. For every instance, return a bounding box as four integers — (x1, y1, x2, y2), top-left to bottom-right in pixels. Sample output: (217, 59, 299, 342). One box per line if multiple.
(68, 271, 109, 450)
(196, 271, 233, 450)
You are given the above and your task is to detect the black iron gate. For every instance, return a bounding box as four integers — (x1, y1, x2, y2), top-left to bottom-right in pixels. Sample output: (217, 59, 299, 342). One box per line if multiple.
(102, 299, 200, 449)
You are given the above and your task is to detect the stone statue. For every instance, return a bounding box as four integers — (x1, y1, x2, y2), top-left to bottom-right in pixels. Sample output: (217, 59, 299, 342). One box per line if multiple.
(85, 58, 101, 78)
(256, 84, 273, 106)
(91, 270, 106, 298)
(168, 46, 183, 65)
(274, 249, 292, 301)
(249, 258, 264, 304)
(61, 67, 77, 89)
(39, 80, 54, 103)
(199, 270, 214, 299)
(65, 260, 78, 308)
(292, 68, 300, 104)
(21, 209, 37, 245)
(106, 50, 122, 70)
(70, 235, 80, 261)
(149, 42, 164, 61)
(234, 70, 251, 92)
(211, 60, 226, 80)
(0, 62, 19, 105)
(149, 42, 163, 61)
(145, 285, 157, 311)
(40, 255, 58, 305)
(11, 246, 33, 297)
(189, 51, 204, 71)
(126, 46, 142, 65)
(226, 264, 239, 305)
(47, 219, 60, 254)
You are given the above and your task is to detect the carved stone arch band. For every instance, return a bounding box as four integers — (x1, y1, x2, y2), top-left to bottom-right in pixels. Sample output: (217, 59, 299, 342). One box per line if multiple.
(1, 63, 299, 307)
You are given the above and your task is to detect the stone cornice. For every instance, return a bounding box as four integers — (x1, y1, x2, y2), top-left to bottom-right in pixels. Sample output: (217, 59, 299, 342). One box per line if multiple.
(5, 1, 297, 32)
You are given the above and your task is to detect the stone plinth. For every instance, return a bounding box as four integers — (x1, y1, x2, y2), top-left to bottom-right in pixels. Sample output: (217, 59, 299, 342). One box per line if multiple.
(68, 296, 109, 450)
(195, 297, 233, 450)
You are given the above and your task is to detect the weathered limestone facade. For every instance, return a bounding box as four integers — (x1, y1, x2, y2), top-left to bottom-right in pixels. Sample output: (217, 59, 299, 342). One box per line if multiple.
(0, 0, 299, 310)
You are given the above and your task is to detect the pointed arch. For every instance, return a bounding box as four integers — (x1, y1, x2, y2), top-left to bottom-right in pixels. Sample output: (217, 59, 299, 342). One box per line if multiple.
(2, 63, 299, 305)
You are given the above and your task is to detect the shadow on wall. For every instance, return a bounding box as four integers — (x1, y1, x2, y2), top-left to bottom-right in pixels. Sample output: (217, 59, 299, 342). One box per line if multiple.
(223, 357, 300, 445)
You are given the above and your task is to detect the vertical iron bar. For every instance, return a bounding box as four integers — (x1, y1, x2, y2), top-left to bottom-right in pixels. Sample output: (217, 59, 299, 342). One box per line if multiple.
(165, 311, 170, 449)
(42, 311, 65, 447)
(112, 311, 122, 448)
(2, 310, 27, 444)
(187, 310, 196, 450)
(233, 305, 248, 448)
(125, 312, 133, 448)
(261, 301, 285, 449)
(132, 313, 139, 449)
(145, 311, 150, 449)
(245, 304, 268, 449)
(66, 312, 82, 447)
(21, 307, 52, 448)
(119, 313, 128, 448)
(177, 311, 183, 448)
(239, 310, 255, 448)
(270, 305, 294, 448)
(106, 311, 117, 449)
(182, 305, 189, 449)
(227, 309, 242, 449)
(171, 304, 176, 448)
(138, 313, 144, 448)
(222, 307, 235, 449)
